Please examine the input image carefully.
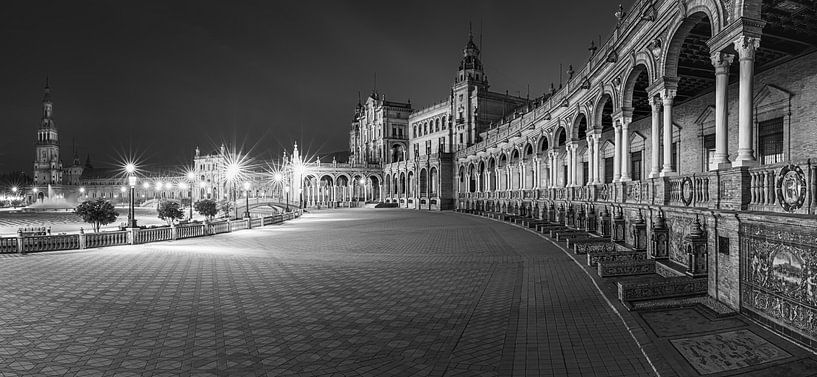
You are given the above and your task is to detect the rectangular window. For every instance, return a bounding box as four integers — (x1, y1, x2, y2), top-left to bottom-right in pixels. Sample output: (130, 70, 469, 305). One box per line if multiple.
(703, 133, 715, 171)
(759, 117, 784, 165)
(718, 236, 730, 255)
(604, 157, 614, 183)
(631, 151, 642, 181)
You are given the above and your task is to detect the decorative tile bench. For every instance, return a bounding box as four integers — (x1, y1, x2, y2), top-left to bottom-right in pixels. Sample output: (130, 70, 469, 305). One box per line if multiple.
(550, 229, 587, 241)
(565, 236, 604, 249)
(536, 223, 566, 233)
(575, 240, 628, 255)
(586, 250, 645, 266)
(597, 259, 655, 277)
(617, 276, 707, 304)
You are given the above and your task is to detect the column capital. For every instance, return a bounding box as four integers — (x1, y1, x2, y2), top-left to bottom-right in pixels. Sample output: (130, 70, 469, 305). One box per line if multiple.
(650, 96, 663, 111)
(710, 51, 735, 72)
(734, 36, 761, 60)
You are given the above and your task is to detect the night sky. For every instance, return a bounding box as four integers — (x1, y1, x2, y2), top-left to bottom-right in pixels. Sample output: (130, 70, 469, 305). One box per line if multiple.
(0, 0, 635, 173)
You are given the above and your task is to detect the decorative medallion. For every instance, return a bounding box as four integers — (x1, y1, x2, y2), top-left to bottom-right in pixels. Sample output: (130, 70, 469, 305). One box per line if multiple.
(680, 176, 693, 206)
(776, 164, 806, 212)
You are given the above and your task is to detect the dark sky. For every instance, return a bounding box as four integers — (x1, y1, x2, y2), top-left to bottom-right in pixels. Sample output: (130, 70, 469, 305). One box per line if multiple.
(0, 0, 635, 173)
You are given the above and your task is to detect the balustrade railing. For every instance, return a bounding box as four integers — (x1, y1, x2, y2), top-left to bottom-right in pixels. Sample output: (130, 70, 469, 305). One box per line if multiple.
(136, 227, 172, 244)
(747, 160, 815, 214)
(211, 221, 230, 234)
(176, 224, 206, 239)
(251, 218, 263, 228)
(21, 234, 79, 253)
(667, 172, 712, 208)
(231, 220, 249, 231)
(0, 238, 18, 253)
(85, 231, 128, 248)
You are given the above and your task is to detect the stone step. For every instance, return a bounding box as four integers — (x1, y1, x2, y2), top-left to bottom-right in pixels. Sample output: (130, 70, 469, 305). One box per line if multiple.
(597, 259, 655, 278)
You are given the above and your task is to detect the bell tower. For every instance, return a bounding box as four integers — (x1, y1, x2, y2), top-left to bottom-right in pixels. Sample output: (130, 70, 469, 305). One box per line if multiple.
(452, 26, 488, 148)
(33, 78, 63, 186)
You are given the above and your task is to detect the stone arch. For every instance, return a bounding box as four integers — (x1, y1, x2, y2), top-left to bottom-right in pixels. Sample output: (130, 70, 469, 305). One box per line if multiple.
(621, 64, 652, 110)
(554, 126, 567, 147)
(537, 135, 550, 156)
(571, 113, 589, 140)
(593, 92, 615, 133)
(662, 9, 720, 79)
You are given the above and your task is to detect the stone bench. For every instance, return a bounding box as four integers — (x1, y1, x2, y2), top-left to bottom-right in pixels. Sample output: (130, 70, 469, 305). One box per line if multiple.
(575, 240, 627, 255)
(565, 236, 605, 249)
(553, 230, 588, 241)
(617, 276, 707, 304)
(549, 228, 581, 238)
(521, 219, 549, 228)
(597, 259, 655, 277)
(586, 249, 644, 266)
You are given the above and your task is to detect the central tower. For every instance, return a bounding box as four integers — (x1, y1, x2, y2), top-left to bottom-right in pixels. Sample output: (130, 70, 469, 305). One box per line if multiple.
(451, 30, 488, 148)
(33, 79, 63, 186)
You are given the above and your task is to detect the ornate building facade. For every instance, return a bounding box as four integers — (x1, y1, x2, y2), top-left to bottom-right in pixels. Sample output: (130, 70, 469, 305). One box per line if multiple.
(452, 0, 817, 350)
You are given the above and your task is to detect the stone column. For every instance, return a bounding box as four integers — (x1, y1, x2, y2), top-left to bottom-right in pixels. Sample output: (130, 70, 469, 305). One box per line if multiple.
(586, 136, 595, 185)
(565, 145, 573, 187)
(572, 145, 579, 187)
(660, 90, 676, 176)
(533, 158, 540, 189)
(620, 118, 632, 181)
(733, 36, 760, 167)
(593, 134, 602, 184)
(649, 98, 661, 178)
(613, 123, 622, 182)
(711, 51, 735, 170)
(549, 152, 556, 188)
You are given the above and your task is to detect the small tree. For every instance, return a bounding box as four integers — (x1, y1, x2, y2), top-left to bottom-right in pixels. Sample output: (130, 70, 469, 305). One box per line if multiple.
(157, 200, 185, 225)
(75, 199, 119, 232)
(194, 199, 218, 221)
(219, 200, 233, 219)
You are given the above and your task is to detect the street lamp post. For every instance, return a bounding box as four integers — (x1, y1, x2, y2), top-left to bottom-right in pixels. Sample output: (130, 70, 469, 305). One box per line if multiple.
(186, 171, 195, 220)
(284, 186, 290, 212)
(125, 163, 138, 228)
(11, 187, 17, 208)
(243, 182, 251, 218)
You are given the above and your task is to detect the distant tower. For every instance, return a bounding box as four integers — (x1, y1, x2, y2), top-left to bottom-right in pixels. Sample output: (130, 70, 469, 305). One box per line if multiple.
(33, 78, 63, 186)
(452, 28, 488, 147)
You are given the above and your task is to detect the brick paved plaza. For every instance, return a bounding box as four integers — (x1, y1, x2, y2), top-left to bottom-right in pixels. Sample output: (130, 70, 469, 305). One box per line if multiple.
(1, 209, 814, 376)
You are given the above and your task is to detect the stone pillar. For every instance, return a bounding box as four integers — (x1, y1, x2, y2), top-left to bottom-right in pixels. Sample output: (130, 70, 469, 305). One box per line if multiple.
(733, 36, 760, 167)
(533, 158, 540, 189)
(620, 118, 631, 182)
(660, 91, 676, 176)
(586, 136, 595, 185)
(571, 145, 579, 186)
(592, 134, 602, 184)
(649, 98, 661, 178)
(565, 145, 573, 187)
(613, 123, 622, 182)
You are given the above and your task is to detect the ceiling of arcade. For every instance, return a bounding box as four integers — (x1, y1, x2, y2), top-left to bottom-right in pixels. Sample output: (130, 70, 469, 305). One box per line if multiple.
(666, 0, 816, 107)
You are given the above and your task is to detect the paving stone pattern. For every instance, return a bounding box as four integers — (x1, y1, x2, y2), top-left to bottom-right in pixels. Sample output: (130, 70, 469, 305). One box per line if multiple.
(0, 209, 655, 376)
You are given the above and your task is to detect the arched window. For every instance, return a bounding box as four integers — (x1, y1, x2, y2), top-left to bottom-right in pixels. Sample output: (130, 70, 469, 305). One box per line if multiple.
(435, 119, 440, 132)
